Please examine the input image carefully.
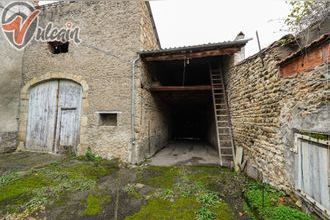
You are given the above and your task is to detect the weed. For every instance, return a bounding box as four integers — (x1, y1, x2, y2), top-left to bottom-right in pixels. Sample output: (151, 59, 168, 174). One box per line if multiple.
(82, 147, 102, 162)
(0, 171, 19, 187)
(244, 181, 312, 220)
(196, 207, 216, 220)
(160, 189, 175, 201)
(197, 192, 220, 207)
(270, 205, 313, 220)
(124, 184, 142, 199)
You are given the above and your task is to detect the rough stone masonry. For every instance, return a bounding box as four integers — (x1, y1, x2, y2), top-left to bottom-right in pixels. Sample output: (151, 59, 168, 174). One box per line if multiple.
(225, 30, 329, 192)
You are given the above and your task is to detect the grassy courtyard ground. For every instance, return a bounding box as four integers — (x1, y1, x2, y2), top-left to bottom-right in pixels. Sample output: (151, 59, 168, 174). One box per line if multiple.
(0, 152, 313, 220)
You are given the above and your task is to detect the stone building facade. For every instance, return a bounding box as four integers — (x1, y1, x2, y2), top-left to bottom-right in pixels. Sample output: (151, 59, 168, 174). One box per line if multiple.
(16, 0, 160, 163)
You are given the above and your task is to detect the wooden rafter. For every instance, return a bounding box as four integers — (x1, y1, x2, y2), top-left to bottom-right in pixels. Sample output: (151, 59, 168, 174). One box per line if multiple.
(150, 85, 212, 92)
(143, 48, 241, 61)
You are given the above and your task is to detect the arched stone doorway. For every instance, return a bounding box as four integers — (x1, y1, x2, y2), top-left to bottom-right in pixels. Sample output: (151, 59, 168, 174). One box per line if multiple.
(26, 80, 82, 153)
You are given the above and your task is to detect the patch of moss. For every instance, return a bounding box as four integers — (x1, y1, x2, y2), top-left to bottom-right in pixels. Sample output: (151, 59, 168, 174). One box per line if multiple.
(83, 193, 111, 216)
(301, 132, 329, 141)
(210, 202, 234, 220)
(126, 196, 234, 220)
(185, 166, 236, 191)
(125, 197, 199, 220)
(129, 190, 143, 200)
(0, 158, 118, 216)
(0, 173, 52, 202)
(137, 166, 180, 189)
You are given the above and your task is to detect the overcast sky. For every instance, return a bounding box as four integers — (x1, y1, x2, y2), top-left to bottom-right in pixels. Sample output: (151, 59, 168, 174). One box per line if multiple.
(149, 0, 291, 57)
(40, 0, 291, 57)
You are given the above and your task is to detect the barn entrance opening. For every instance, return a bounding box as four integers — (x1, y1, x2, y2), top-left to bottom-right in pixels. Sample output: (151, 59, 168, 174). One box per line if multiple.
(147, 58, 220, 165)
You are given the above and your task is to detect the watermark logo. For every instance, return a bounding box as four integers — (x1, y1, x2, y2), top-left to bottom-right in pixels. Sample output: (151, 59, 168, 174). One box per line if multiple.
(1, 1, 81, 50)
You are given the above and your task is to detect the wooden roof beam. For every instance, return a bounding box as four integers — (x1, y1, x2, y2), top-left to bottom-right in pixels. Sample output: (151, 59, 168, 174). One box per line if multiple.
(150, 85, 212, 92)
(143, 48, 241, 61)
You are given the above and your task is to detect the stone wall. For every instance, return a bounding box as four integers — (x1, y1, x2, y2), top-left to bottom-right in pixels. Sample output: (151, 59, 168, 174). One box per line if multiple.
(19, 0, 157, 162)
(134, 63, 170, 163)
(226, 43, 291, 187)
(134, 0, 167, 162)
(0, 0, 33, 153)
(279, 61, 329, 189)
(0, 132, 17, 153)
(139, 0, 160, 50)
(226, 38, 329, 190)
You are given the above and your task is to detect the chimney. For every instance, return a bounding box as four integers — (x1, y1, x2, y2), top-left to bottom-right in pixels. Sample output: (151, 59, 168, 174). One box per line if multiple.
(234, 32, 245, 64)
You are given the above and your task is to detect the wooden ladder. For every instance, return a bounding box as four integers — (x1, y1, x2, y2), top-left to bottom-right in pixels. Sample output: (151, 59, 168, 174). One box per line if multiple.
(209, 66, 235, 167)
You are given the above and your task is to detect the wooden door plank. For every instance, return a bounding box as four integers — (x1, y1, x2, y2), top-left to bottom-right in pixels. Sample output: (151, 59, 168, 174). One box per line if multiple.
(302, 140, 311, 196)
(310, 141, 320, 202)
(55, 80, 82, 153)
(318, 144, 330, 210)
(26, 81, 58, 152)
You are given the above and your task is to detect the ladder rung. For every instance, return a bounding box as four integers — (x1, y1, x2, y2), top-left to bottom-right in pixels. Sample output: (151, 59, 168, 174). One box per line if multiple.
(217, 120, 228, 122)
(218, 133, 229, 135)
(218, 127, 230, 128)
(220, 147, 233, 149)
(221, 154, 233, 157)
(216, 114, 228, 116)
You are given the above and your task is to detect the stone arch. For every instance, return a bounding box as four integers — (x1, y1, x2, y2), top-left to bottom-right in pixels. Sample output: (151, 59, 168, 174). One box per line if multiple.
(21, 73, 89, 100)
(18, 72, 89, 155)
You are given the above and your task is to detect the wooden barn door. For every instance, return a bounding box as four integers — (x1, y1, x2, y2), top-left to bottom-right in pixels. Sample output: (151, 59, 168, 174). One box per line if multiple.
(26, 80, 82, 153)
(296, 134, 330, 213)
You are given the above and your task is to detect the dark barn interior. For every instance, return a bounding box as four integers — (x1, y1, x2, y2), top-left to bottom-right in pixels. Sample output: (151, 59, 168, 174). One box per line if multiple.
(145, 57, 220, 165)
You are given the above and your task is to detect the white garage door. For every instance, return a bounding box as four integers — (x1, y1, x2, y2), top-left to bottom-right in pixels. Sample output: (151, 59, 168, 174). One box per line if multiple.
(26, 80, 82, 153)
